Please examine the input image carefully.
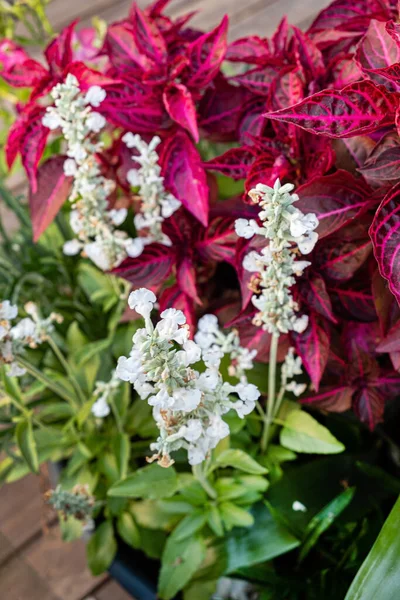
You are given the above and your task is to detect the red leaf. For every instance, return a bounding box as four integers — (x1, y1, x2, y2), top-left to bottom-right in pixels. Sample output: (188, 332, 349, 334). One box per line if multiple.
(113, 243, 175, 287)
(199, 76, 250, 140)
(177, 258, 201, 304)
(370, 182, 400, 306)
(318, 238, 372, 282)
(269, 66, 304, 112)
(292, 27, 325, 81)
(301, 385, 354, 412)
(354, 386, 385, 430)
(0, 56, 47, 87)
(226, 36, 270, 64)
(308, 0, 392, 39)
(11, 106, 49, 193)
(29, 156, 72, 241)
(296, 170, 371, 238)
(103, 22, 154, 71)
(329, 286, 376, 322)
(187, 15, 228, 88)
(358, 145, 400, 183)
(130, 4, 167, 63)
(376, 319, 400, 353)
(205, 147, 256, 180)
(160, 131, 209, 226)
(292, 314, 330, 391)
(299, 274, 337, 323)
(232, 65, 280, 96)
(264, 80, 397, 138)
(163, 83, 199, 142)
(44, 20, 76, 76)
(245, 154, 291, 195)
(356, 19, 400, 73)
(195, 217, 237, 264)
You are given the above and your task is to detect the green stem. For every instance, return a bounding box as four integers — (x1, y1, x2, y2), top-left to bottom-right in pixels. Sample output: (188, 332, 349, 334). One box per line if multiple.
(47, 336, 86, 405)
(261, 333, 279, 452)
(0, 183, 30, 228)
(192, 463, 217, 500)
(109, 395, 123, 434)
(16, 356, 77, 407)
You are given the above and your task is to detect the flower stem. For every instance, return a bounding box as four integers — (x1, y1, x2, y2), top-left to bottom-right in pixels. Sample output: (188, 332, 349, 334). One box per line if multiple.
(261, 333, 279, 452)
(192, 463, 217, 499)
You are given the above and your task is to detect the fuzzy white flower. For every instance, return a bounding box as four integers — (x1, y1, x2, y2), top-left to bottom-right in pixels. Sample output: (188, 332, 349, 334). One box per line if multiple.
(235, 218, 261, 239)
(85, 85, 106, 107)
(128, 288, 156, 317)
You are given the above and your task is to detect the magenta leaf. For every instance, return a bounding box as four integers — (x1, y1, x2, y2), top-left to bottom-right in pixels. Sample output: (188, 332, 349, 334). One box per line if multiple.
(163, 83, 199, 142)
(292, 27, 325, 81)
(0, 51, 47, 87)
(187, 15, 228, 88)
(292, 313, 330, 391)
(269, 66, 304, 113)
(359, 145, 400, 183)
(356, 19, 400, 73)
(299, 274, 337, 323)
(376, 319, 400, 353)
(103, 22, 154, 71)
(296, 170, 370, 238)
(205, 147, 256, 180)
(177, 257, 201, 304)
(301, 386, 354, 412)
(354, 386, 385, 430)
(199, 76, 250, 140)
(195, 217, 237, 264)
(264, 81, 398, 138)
(232, 65, 280, 95)
(370, 182, 400, 306)
(308, 0, 391, 38)
(226, 36, 270, 64)
(329, 285, 376, 322)
(318, 238, 372, 282)
(29, 156, 72, 241)
(160, 131, 209, 226)
(130, 4, 167, 64)
(113, 243, 175, 287)
(44, 20, 76, 76)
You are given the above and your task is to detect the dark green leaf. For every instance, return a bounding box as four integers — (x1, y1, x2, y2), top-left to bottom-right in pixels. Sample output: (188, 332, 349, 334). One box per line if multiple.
(87, 520, 117, 575)
(158, 534, 206, 600)
(117, 512, 140, 549)
(16, 420, 39, 474)
(108, 464, 178, 499)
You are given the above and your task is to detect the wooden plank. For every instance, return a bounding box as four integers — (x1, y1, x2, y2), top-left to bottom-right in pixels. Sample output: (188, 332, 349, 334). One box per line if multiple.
(20, 525, 107, 600)
(93, 579, 134, 600)
(0, 550, 60, 600)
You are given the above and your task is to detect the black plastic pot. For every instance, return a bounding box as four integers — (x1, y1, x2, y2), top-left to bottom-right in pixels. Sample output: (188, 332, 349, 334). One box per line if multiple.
(109, 540, 158, 600)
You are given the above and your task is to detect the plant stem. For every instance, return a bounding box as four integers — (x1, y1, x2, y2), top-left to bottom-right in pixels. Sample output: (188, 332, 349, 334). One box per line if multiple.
(16, 356, 77, 407)
(192, 463, 217, 500)
(109, 396, 123, 434)
(261, 333, 279, 452)
(47, 336, 86, 405)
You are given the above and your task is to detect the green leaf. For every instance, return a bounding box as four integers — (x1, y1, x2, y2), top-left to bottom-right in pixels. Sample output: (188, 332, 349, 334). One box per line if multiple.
(174, 510, 208, 541)
(113, 433, 130, 480)
(280, 410, 345, 454)
(60, 515, 83, 542)
(16, 420, 39, 474)
(299, 487, 356, 562)
(219, 503, 300, 573)
(72, 339, 111, 367)
(214, 449, 268, 474)
(345, 495, 400, 600)
(117, 512, 141, 549)
(158, 534, 206, 600)
(66, 322, 88, 352)
(108, 464, 179, 499)
(219, 502, 254, 530)
(87, 520, 117, 576)
(207, 505, 224, 537)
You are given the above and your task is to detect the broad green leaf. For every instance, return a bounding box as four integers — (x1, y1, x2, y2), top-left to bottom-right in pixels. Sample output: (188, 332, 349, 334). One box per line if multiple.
(132, 499, 180, 530)
(87, 521, 117, 576)
(39, 402, 74, 421)
(78, 263, 117, 308)
(299, 487, 355, 562)
(72, 339, 111, 367)
(219, 502, 254, 530)
(117, 512, 140, 549)
(184, 580, 217, 600)
(220, 503, 300, 573)
(60, 515, 83, 542)
(113, 433, 130, 480)
(66, 322, 88, 352)
(1, 368, 24, 409)
(280, 410, 345, 454)
(158, 534, 206, 600)
(173, 510, 208, 541)
(108, 464, 178, 499)
(345, 496, 400, 600)
(214, 449, 268, 474)
(16, 420, 39, 474)
(207, 505, 224, 537)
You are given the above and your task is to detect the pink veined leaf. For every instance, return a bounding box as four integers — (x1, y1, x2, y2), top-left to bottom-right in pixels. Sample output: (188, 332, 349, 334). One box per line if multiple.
(130, 3, 167, 63)
(236, 315, 290, 363)
(187, 15, 228, 88)
(177, 257, 201, 304)
(376, 319, 400, 353)
(0, 39, 29, 70)
(0, 57, 48, 87)
(301, 386, 354, 412)
(372, 267, 400, 335)
(195, 217, 237, 264)
(327, 54, 363, 89)
(160, 131, 209, 226)
(370, 182, 400, 306)
(365, 62, 400, 90)
(226, 36, 270, 64)
(113, 243, 175, 287)
(268, 66, 304, 113)
(272, 17, 289, 55)
(102, 22, 154, 71)
(329, 285, 377, 322)
(296, 170, 371, 238)
(386, 20, 400, 46)
(298, 274, 338, 323)
(67, 62, 118, 90)
(308, 0, 392, 36)
(292, 27, 325, 81)
(354, 386, 385, 430)
(17, 106, 49, 193)
(71, 28, 98, 62)
(317, 238, 372, 282)
(163, 83, 199, 142)
(44, 20, 77, 76)
(263, 80, 398, 138)
(205, 147, 256, 180)
(245, 154, 291, 195)
(356, 19, 400, 73)
(29, 156, 72, 241)
(358, 145, 400, 183)
(292, 313, 330, 391)
(231, 65, 280, 96)
(146, 0, 172, 17)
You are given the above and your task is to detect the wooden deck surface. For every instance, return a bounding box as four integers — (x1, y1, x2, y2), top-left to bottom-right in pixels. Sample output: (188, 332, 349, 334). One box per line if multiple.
(0, 0, 329, 598)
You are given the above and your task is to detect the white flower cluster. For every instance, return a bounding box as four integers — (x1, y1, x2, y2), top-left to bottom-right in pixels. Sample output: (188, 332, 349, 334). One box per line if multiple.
(235, 179, 319, 334)
(43, 74, 141, 271)
(281, 347, 307, 397)
(123, 133, 181, 254)
(116, 289, 260, 467)
(91, 370, 122, 418)
(0, 300, 62, 377)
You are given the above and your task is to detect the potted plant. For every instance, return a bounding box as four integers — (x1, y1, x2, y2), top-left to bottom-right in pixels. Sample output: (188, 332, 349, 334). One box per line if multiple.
(1, 1, 400, 599)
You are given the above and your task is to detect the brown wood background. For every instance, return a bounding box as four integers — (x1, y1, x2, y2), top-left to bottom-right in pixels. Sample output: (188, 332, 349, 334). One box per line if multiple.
(0, 0, 330, 598)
